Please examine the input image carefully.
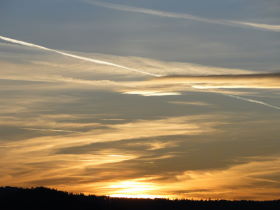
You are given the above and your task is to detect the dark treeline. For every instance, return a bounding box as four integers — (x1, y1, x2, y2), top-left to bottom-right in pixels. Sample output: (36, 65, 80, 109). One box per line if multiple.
(0, 187, 279, 210)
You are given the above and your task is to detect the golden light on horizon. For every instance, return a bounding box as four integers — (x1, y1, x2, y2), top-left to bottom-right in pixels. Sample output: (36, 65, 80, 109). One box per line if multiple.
(1, 35, 280, 202)
(109, 194, 167, 199)
(104, 180, 171, 199)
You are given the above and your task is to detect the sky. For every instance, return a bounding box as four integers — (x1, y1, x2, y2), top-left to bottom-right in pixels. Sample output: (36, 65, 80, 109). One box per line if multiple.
(0, 0, 280, 200)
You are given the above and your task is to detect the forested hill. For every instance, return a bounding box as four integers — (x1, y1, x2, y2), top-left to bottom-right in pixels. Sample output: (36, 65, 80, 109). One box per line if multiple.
(0, 187, 279, 210)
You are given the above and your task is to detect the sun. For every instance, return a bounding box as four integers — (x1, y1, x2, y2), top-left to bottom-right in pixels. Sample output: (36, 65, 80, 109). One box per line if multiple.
(106, 180, 168, 199)
(109, 194, 165, 199)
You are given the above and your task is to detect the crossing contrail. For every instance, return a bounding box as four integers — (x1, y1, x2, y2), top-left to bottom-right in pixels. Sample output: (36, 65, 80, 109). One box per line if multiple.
(83, 0, 280, 32)
(0, 35, 161, 77)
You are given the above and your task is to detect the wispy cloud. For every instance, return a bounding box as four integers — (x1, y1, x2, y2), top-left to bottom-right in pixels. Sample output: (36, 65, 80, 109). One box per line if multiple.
(1, 35, 279, 111)
(125, 73, 280, 110)
(168, 101, 212, 107)
(151, 73, 280, 89)
(124, 91, 181, 96)
(230, 21, 280, 32)
(22, 128, 82, 134)
(0, 35, 161, 77)
(0, 115, 218, 193)
(83, 0, 280, 32)
(171, 156, 280, 200)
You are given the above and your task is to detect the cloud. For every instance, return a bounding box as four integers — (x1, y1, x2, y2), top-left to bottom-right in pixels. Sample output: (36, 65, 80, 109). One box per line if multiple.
(59, 118, 280, 199)
(83, 0, 280, 32)
(150, 73, 280, 110)
(0, 74, 123, 89)
(118, 73, 280, 110)
(1, 31, 280, 200)
(168, 101, 212, 106)
(1, 52, 278, 111)
(0, 35, 160, 77)
(231, 21, 280, 31)
(0, 42, 250, 78)
(150, 73, 280, 89)
(169, 156, 280, 200)
(124, 91, 181, 96)
(1, 93, 280, 199)
(0, 115, 220, 194)
(22, 128, 82, 134)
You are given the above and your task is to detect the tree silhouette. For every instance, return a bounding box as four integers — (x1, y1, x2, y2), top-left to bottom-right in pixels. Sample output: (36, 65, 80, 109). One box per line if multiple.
(0, 186, 279, 210)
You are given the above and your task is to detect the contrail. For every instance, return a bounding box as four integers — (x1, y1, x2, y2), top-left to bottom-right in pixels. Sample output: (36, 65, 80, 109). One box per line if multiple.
(192, 87, 280, 111)
(1, 35, 279, 111)
(222, 94, 280, 111)
(0, 35, 161, 77)
(150, 75, 280, 111)
(83, 0, 280, 32)
(191, 84, 280, 111)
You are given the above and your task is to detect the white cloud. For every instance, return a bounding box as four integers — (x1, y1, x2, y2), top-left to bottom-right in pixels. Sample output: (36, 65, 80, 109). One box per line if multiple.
(0, 35, 160, 77)
(84, 0, 280, 32)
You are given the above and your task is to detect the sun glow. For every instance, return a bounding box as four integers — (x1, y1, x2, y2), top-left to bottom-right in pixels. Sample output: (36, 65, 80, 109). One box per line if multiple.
(106, 180, 168, 199)
(109, 194, 166, 199)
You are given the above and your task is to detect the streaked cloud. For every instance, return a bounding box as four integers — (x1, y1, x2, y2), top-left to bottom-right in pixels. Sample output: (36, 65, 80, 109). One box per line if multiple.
(83, 0, 280, 32)
(1, 29, 280, 201)
(119, 73, 280, 110)
(0, 35, 160, 77)
(124, 91, 181, 96)
(2, 44, 278, 111)
(168, 101, 212, 107)
(150, 73, 280, 89)
(231, 21, 280, 31)
(169, 156, 280, 200)
(0, 39, 250, 78)
(0, 114, 220, 194)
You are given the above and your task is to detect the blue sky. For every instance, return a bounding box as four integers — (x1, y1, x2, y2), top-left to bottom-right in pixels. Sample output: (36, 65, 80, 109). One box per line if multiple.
(1, 0, 280, 70)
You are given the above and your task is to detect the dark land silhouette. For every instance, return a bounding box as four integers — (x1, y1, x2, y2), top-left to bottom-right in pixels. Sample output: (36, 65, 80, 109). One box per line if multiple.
(0, 186, 279, 210)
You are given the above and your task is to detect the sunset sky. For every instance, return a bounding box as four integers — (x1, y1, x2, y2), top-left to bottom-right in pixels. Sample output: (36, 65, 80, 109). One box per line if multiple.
(1, 0, 280, 200)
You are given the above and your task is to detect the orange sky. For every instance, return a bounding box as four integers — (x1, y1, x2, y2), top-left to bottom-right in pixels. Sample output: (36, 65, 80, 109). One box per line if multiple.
(1, 0, 280, 200)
